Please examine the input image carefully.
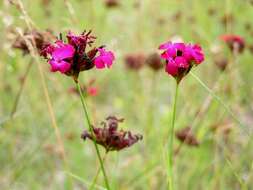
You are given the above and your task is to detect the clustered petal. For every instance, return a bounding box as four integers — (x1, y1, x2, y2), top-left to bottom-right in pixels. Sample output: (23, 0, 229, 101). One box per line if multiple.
(159, 41, 204, 83)
(40, 30, 115, 81)
(81, 116, 143, 152)
(94, 48, 115, 69)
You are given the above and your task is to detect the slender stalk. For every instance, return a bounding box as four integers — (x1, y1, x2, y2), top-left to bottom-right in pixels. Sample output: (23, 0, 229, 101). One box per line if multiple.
(76, 82, 111, 190)
(89, 153, 108, 190)
(190, 72, 247, 135)
(167, 82, 179, 190)
(10, 59, 33, 118)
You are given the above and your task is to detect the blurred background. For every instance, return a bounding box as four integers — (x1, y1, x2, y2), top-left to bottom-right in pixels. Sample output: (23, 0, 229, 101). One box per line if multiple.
(0, 0, 253, 189)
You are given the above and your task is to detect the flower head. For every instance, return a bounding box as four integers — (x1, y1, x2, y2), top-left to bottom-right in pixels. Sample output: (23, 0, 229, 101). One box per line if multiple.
(81, 116, 143, 152)
(220, 34, 245, 53)
(40, 30, 115, 82)
(159, 41, 204, 83)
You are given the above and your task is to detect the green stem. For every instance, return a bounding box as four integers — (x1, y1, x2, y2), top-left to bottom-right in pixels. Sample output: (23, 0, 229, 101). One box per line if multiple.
(89, 153, 108, 190)
(10, 59, 33, 118)
(167, 82, 179, 190)
(190, 72, 247, 135)
(76, 82, 111, 190)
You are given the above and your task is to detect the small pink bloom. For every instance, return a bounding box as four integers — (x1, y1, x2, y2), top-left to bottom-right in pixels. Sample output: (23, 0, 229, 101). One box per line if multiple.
(87, 87, 98, 96)
(158, 41, 205, 83)
(94, 48, 115, 69)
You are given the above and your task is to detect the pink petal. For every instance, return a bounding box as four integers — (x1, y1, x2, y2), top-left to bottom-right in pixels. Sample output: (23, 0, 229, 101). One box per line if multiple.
(165, 59, 178, 76)
(49, 59, 71, 73)
(52, 42, 75, 60)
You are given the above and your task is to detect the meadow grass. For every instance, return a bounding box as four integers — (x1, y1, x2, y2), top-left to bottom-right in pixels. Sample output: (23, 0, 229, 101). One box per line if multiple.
(0, 0, 253, 189)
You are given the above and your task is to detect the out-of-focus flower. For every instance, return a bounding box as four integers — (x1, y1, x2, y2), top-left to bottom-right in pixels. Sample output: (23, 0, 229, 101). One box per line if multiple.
(68, 79, 98, 97)
(104, 0, 120, 8)
(176, 127, 199, 147)
(81, 116, 143, 152)
(214, 56, 229, 71)
(124, 53, 146, 71)
(40, 30, 115, 81)
(220, 34, 245, 53)
(12, 29, 55, 55)
(159, 41, 204, 83)
(145, 52, 163, 71)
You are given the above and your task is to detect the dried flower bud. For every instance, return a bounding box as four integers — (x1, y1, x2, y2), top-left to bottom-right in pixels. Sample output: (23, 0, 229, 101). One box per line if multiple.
(176, 127, 199, 147)
(145, 52, 163, 71)
(214, 56, 229, 71)
(104, 0, 120, 8)
(81, 116, 142, 152)
(12, 29, 55, 55)
(124, 53, 146, 71)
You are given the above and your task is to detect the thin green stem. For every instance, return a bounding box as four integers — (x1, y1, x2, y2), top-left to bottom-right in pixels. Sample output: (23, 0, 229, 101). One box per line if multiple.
(76, 82, 111, 190)
(89, 153, 108, 190)
(167, 82, 179, 190)
(10, 59, 33, 118)
(190, 72, 248, 135)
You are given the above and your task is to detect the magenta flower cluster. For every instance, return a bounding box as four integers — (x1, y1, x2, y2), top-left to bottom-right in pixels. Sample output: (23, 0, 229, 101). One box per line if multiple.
(41, 31, 115, 81)
(159, 42, 204, 83)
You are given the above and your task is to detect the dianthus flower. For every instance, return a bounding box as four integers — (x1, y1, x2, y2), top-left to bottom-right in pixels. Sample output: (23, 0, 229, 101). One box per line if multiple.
(81, 116, 143, 152)
(220, 34, 245, 53)
(159, 41, 204, 83)
(40, 30, 115, 82)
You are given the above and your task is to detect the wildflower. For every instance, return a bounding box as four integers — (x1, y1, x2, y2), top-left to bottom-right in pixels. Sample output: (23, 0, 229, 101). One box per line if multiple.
(159, 41, 204, 83)
(12, 29, 55, 55)
(40, 30, 115, 81)
(220, 34, 245, 53)
(145, 52, 163, 71)
(124, 53, 146, 71)
(175, 127, 199, 147)
(81, 116, 143, 152)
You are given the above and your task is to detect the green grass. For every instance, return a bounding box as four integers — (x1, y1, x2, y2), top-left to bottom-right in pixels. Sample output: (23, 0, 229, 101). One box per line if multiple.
(1, 0, 253, 189)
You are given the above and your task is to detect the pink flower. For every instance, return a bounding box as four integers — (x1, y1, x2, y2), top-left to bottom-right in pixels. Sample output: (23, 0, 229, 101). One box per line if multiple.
(220, 34, 245, 53)
(43, 41, 75, 73)
(40, 31, 116, 82)
(94, 48, 115, 69)
(159, 41, 204, 83)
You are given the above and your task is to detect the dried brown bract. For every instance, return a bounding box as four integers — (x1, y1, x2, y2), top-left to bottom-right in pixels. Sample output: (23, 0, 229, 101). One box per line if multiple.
(12, 29, 55, 55)
(81, 116, 143, 152)
(176, 127, 199, 147)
